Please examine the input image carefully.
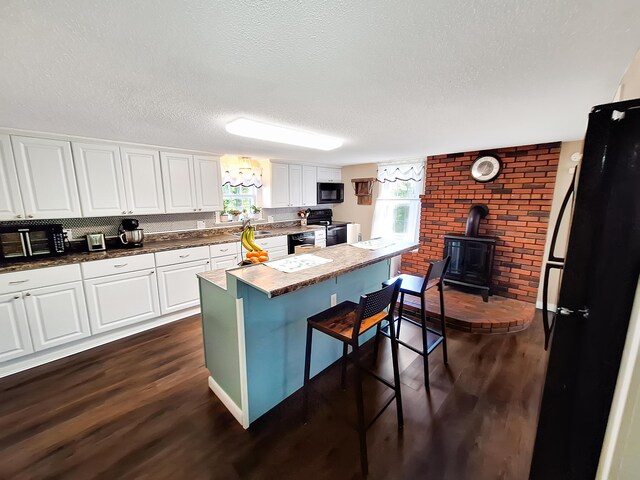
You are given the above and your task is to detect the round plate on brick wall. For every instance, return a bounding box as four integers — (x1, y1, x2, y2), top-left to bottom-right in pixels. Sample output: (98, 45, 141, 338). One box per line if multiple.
(471, 155, 502, 182)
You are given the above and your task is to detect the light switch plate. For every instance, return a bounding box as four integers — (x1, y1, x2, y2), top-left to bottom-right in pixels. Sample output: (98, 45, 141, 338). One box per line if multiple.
(197, 221, 206, 229)
(331, 294, 337, 306)
(63, 228, 72, 240)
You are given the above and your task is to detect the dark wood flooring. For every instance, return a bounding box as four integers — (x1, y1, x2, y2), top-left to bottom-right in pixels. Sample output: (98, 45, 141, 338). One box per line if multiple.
(0, 312, 548, 480)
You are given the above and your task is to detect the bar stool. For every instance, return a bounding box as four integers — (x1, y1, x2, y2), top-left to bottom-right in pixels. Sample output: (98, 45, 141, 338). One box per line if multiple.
(377, 256, 451, 388)
(302, 279, 403, 476)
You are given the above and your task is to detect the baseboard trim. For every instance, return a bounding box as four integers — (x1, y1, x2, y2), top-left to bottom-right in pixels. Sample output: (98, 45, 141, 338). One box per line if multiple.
(208, 375, 245, 428)
(0, 306, 200, 379)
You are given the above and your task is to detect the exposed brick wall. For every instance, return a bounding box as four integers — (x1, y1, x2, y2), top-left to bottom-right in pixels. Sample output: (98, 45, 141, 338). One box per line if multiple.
(401, 142, 560, 303)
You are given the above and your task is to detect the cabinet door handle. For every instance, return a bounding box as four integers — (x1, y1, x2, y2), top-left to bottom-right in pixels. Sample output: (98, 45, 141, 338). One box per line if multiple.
(149, 270, 155, 275)
(122, 211, 127, 214)
(16, 214, 22, 219)
(25, 292, 31, 296)
(129, 211, 133, 214)
(114, 263, 128, 268)
(179, 254, 190, 258)
(9, 280, 29, 285)
(13, 295, 20, 300)
(27, 214, 34, 218)
(193, 209, 197, 212)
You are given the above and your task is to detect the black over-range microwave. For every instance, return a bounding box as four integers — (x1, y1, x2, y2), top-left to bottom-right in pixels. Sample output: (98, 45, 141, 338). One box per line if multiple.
(317, 182, 344, 204)
(0, 224, 67, 261)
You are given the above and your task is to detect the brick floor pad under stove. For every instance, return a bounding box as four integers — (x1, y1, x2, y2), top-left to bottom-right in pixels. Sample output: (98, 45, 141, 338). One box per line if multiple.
(402, 285, 536, 333)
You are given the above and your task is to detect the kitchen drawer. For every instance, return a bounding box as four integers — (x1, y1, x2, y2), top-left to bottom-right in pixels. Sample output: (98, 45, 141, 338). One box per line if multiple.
(210, 242, 239, 259)
(1, 264, 82, 294)
(155, 246, 209, 267)
(268, 246, 289, 260)
(254, 235, 287, 250)
(81, 253, 155, 279)
(313, 229, 326, 240)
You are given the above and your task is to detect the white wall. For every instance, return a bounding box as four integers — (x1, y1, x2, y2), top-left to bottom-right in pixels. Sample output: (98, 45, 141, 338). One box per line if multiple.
(332, 163, 379, 241)
(536, 140, 584, 309)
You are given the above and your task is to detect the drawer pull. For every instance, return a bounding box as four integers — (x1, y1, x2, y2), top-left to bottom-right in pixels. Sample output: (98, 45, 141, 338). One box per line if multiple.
(114, 263, 128, 268)
(179, 254, 190, 258)
(220, 248, 228, 252)
(9, 280, 29, 285)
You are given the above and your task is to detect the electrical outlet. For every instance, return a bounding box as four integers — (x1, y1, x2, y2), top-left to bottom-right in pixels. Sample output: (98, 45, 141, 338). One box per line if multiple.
(330, 293, 337, 306)
(63, 229, 72, 240)
(197, 221, 206, 229)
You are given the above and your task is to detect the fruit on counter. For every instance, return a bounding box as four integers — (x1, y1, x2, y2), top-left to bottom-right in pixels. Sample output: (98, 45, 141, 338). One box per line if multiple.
(240, 226, 263, 252)
(246, 250, 269, 262)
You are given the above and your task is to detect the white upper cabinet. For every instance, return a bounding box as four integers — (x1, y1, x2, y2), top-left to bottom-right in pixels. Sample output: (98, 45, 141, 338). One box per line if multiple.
(120, 147, 165, 215)
(160, 152, 197, 213)
(73, 142, 128, 217)
(11, 136, 82, 219)
(317, 166, 342, 183)
(264, 162, 291, 208)
(194, 155, 223, 212)
(288, 164, 302, 207)
(0, 293, 33, 362)
(302, 165, 317, 207)
(0, 134, 25, 221)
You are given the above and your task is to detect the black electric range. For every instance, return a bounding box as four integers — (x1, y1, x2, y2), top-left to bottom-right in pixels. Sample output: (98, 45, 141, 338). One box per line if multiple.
(306, 209, 349, 246)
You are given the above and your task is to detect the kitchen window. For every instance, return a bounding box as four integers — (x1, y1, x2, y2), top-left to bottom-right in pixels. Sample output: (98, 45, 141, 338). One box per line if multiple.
(222, 184, 257, 213)
(371, 162, 424, 242)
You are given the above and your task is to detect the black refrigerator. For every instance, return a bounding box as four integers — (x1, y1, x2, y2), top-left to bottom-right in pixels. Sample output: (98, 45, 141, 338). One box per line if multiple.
(530, 98, 640, 479)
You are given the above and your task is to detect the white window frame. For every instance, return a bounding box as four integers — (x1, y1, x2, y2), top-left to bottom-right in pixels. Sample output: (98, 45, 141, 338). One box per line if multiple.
(222, 184, 258, 213)
(371, 168, 424, 243)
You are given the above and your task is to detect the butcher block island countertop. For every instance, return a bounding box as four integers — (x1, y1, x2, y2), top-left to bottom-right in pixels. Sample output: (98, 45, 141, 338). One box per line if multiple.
(197, 240, 418, 428)
(199, 240, 418, 297)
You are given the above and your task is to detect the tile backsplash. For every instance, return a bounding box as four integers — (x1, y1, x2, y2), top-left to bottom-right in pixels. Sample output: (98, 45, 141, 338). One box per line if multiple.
(1, 207, 302, 239)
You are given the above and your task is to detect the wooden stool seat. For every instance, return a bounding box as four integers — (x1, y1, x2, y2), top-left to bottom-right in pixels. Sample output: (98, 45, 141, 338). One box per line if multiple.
(384, 274, 439, 296)
(308, 301, 389, 343)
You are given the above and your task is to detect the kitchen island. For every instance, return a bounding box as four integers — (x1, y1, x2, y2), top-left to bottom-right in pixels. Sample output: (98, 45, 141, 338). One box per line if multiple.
(198, 240, 417, 427)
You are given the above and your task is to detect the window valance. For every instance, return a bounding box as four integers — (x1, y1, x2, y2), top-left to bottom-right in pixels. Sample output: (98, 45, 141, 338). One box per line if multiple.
(376, 161, 425, 183)
(221, 156, 263, 188)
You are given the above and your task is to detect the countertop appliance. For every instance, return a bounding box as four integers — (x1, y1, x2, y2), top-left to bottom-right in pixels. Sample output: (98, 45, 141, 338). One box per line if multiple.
(118, 218, 144, 248)
(307, 209, 349, 246)
(530, 99, 640, 479)
(86, 233, 106, 252)
(287, 231, 316, 254)
(317, 182, 344, 204)
(0, 224, 66, 261)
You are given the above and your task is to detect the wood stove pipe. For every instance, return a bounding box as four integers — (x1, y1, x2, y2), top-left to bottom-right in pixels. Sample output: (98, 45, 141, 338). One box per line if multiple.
(465, 204, 489, 237)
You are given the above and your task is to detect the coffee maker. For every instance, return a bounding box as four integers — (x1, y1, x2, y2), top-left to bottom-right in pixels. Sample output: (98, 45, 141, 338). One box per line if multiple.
(118, 219, 144, 247)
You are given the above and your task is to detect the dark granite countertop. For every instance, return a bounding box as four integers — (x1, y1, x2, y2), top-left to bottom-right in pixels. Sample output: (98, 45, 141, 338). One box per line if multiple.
(0, 223, 323, 274)
(199, 241, 418, 298)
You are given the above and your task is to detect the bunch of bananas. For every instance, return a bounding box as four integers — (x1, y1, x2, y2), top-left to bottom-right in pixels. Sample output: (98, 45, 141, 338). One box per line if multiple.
(241, 226, 269, 263)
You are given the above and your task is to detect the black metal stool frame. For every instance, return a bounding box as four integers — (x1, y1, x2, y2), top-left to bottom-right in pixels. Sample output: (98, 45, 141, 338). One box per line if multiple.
(376, 257, 451, 388)
(302, 279, 403, 477)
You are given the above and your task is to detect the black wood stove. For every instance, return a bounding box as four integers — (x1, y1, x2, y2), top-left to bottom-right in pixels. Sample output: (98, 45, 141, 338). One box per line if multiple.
(443, 204, 496, 302)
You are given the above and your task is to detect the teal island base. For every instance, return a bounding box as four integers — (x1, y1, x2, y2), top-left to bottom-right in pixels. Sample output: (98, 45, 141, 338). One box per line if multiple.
(198, 257, 395, 427)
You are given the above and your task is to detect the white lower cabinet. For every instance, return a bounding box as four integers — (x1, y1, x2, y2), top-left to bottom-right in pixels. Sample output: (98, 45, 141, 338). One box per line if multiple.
(211, 254, 239, 270)
(24, 282, 91, 351)
(157, 259, 210, 315)
(84, 268, 160, 334)
(0, 293, 33, 362)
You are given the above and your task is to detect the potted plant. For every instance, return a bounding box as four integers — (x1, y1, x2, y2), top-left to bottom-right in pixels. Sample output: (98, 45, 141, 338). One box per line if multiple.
(229, 209, 242, 221)
(250, 205, 262, 220)
(220, 201, 231, 222)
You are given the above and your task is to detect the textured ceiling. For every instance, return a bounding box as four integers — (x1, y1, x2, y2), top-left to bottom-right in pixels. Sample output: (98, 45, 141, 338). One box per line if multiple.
(0, 1, 638, 165)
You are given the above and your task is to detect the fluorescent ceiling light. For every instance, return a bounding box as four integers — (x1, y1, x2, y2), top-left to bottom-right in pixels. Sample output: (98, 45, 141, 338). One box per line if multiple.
(225, 118, 343, 151)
